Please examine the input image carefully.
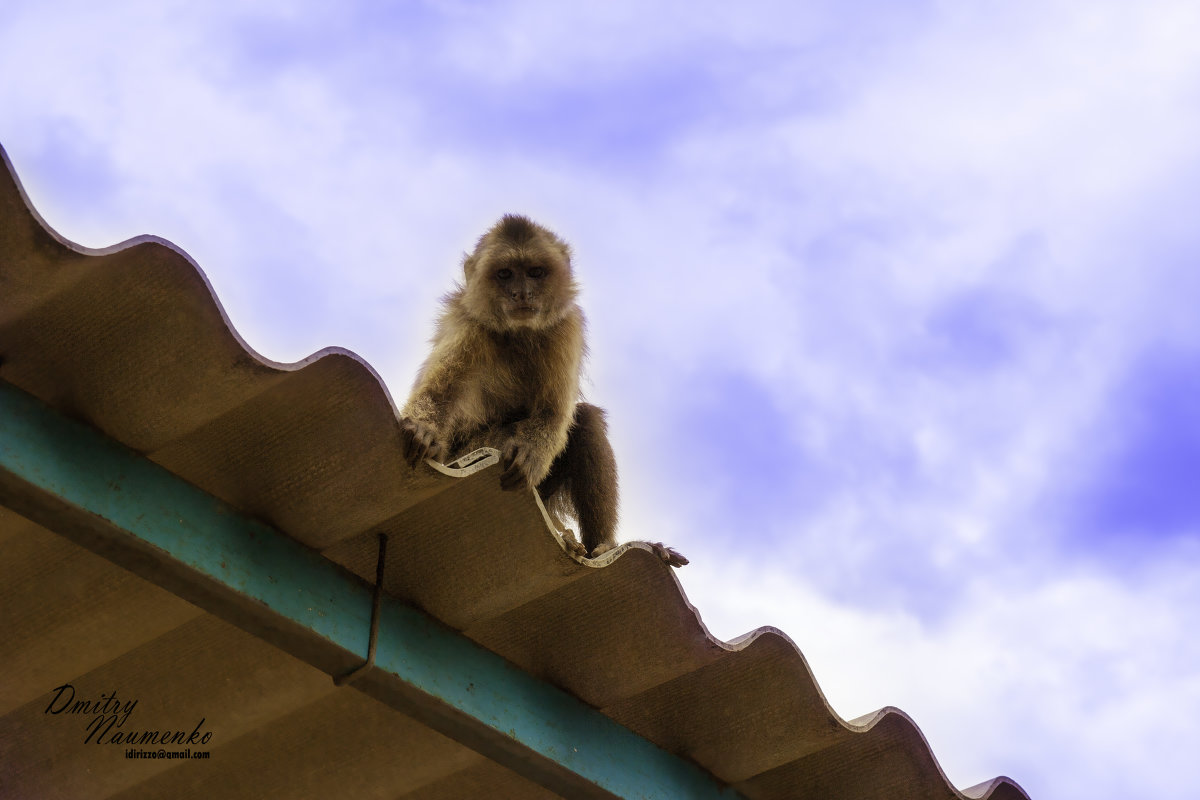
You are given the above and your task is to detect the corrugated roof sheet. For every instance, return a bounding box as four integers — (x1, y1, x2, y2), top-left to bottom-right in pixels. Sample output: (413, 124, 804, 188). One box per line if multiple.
(0, 143, 1029, 799)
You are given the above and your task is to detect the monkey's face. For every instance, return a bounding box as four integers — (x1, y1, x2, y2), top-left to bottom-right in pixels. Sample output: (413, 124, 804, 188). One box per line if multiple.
(463, 217, 577, 331)
(487, 256, 566, 328)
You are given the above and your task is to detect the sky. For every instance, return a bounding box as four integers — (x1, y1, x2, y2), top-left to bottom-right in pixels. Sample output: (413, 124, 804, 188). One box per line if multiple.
(3, 1, 1199, 797)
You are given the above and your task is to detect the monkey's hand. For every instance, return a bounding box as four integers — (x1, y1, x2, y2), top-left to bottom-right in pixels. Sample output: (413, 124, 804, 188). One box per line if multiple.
(499, 437, 541, 491)
(399, 417, 445, 468)
(649, 542, 689, 568)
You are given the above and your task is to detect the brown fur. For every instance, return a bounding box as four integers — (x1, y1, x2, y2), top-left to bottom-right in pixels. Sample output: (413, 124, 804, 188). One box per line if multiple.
(399, 215, 686, 567)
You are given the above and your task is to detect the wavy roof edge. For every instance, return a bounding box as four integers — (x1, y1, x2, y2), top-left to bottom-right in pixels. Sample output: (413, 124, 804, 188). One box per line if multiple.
(0, 142, 1029, 800)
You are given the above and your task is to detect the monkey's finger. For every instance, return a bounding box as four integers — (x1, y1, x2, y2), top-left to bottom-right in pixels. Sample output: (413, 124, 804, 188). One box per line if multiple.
(412, 439, 435, 466)
(401, 419, 445, 468)
(399, 427, 421, 468)
(500, 442, 520, 469)
(499, 441, 529, 489)
(500, 454, 534, 490)
(499, 464, 529, 491)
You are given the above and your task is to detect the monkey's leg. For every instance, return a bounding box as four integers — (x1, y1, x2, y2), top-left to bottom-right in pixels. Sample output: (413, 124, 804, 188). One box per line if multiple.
(535, 440, 584, 557)
(537, 405, 686, 567)
(538, 403, 619, 556)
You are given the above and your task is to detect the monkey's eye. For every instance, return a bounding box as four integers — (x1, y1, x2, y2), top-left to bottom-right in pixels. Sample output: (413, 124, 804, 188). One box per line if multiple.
(496, 268, 514, 280)
(527, 266, 547, 279)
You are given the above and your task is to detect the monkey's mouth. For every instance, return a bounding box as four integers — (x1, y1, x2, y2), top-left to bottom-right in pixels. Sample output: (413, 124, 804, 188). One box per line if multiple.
(509, 305, 539, 318)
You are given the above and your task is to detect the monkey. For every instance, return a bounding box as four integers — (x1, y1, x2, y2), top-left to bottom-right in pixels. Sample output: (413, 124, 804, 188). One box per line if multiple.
(398, 215, 687, 568)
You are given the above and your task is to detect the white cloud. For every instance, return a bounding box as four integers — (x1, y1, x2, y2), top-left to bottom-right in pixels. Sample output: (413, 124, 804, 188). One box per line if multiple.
(682, 552, 1200, 797)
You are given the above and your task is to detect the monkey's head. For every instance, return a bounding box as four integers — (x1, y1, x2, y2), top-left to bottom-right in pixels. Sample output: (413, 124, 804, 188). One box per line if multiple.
(461, 215, 578, 332)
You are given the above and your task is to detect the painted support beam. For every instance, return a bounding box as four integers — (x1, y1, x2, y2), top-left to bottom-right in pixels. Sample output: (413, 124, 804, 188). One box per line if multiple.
(0, 378, 742, 800)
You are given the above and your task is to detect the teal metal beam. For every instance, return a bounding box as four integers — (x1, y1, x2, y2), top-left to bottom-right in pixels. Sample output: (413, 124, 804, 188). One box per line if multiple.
(0, 379, 742, 800)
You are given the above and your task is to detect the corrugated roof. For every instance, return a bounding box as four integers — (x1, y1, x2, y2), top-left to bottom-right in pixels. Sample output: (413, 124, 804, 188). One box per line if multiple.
(0, 143, 1029, 799)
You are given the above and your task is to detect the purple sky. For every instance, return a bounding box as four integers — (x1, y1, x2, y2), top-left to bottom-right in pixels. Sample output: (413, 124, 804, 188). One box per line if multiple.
(5, 2, 1200, 796)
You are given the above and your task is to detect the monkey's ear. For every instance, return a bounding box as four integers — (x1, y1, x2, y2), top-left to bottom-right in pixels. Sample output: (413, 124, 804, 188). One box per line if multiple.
(463, 252, 478, 278)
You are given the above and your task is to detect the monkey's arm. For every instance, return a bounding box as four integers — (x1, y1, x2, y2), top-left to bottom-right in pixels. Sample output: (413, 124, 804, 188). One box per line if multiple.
(399, 326, 477, 467)
(498, 315, 583, 490)
(499, 404, 573, 490)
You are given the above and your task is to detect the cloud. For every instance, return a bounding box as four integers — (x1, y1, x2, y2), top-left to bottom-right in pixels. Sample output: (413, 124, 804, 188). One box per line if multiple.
(682, 551, 1200, 798)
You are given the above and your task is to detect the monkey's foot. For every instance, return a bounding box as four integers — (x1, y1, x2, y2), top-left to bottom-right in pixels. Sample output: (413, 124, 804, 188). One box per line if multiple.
(649, 542, 689, 568)
(559, 529, 588, 558)
(589, 541, 615, 559)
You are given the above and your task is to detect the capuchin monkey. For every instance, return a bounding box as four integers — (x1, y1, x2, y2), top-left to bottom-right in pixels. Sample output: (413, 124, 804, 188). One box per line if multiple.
(399, 215, 687, 568)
